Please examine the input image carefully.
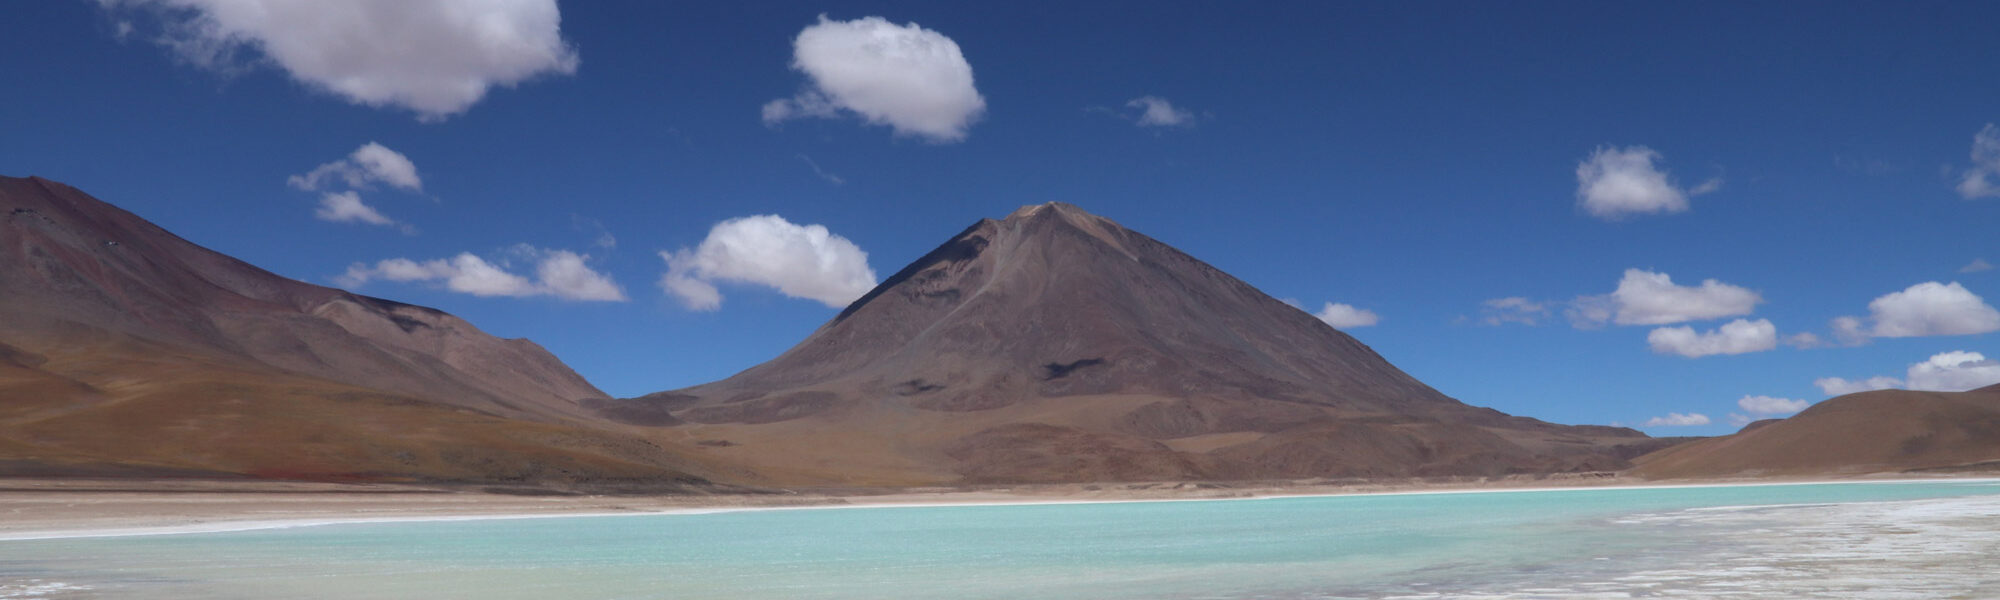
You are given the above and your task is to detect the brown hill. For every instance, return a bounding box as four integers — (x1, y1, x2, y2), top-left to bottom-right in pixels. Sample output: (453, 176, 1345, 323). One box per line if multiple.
(607, 203, 1666, 485)
(1630, 385, 2000, 479)
(0, 175, 722, 488)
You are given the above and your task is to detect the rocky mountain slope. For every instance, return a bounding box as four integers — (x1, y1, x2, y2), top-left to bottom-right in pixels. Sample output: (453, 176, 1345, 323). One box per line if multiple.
(0, 175, 718, 487)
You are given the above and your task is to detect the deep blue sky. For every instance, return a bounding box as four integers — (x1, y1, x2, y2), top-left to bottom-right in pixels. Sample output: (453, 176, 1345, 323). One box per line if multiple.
(4, 1, 1995, 434)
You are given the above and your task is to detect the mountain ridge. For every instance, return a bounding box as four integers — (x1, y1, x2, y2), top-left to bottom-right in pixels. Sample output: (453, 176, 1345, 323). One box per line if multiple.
(3, 175, 608, 421)
(0, 175, 722, 487)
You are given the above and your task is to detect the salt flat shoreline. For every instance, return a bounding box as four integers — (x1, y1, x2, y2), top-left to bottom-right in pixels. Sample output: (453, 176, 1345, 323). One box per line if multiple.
(3, 473, 1993, 541)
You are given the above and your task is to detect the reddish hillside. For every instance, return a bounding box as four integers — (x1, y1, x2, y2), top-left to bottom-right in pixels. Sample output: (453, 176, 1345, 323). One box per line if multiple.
(1630, 384, 2000, 479)
(0, 176, 720, 488)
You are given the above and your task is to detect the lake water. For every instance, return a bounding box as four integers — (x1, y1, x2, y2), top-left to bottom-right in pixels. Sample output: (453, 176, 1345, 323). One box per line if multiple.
(4, 480, 1999, 599)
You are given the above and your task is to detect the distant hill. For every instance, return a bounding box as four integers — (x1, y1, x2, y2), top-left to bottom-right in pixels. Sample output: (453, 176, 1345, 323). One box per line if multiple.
(1630, 384, 2000, 479)
(0, 175, 719, 488)
(608, 202, 1668, 485)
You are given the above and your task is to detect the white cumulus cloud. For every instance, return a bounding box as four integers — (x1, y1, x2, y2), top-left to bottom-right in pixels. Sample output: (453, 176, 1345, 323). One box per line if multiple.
(288, 142, 423, 230)
(1575, 146, 1713, 220)
(1737, 395, 1810, 415)
(1313, 302, 1380, 328)
(1126, 96, 1195, 127)
(762, 15, 985, 143)
(1957, 124, 2000, 199)
(1572, 269, 1762, 327)
(1647, 318, 1778, 358)
(658, 215, 877, 311)
(1643, 412, 1711, 427)
(290, 142, 423, 192)
(106, 0, 578, 120)
(338, 248, 625, 301)
(1834, 281, 2000, 340)
(1908, 351, 2000, 391)
(1814, 351, 2000, 396)
(339, 254, 532, 297)
(532, 250, 627, 301)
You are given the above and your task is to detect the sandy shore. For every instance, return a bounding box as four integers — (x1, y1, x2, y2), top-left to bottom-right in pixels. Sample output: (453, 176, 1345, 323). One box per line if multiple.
(0, 473, 1981, 540)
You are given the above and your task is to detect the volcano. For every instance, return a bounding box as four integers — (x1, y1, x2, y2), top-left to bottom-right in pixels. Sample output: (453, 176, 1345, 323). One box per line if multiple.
(0, 175, 718, 487)
(612, 203, 1666, 485)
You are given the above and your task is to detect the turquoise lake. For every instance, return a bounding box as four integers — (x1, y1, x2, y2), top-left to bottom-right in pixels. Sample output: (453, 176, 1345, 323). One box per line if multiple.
(4, 480, 1999, 599)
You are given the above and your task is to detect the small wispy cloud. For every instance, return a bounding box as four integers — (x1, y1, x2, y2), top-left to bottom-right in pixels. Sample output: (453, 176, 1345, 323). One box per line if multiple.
(289, 142, 422, 193)
(1126, 96, 1196, 127)
(1477, 297, 1549, 326)
(1642, 412, 1711, 427)
(1688, 176, 1724, 196)
(1312, 302, 1380, 328)
(570, 215, 617, 250)
(1956, 123, 2000, 199)
(314, 191, 397, 227)
(337, 247, 626, 302)
(288, 142, 423, 232)
(797, 154, 845, 186)
(1782, 332, 1826, 349)
(1737, 395, 1809, 416)
(1814, 375, 1902, 396)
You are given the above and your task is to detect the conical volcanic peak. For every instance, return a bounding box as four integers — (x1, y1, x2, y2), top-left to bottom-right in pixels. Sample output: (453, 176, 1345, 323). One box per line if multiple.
(701, 201, 1451, 413)
(625, 202, 1656, 485)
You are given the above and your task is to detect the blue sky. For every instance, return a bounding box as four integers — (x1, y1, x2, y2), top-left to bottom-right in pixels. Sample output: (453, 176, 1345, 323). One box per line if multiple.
(4, 1, 1996, 435)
